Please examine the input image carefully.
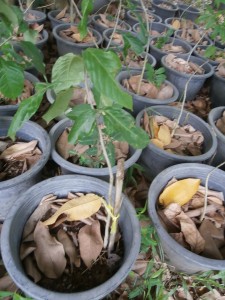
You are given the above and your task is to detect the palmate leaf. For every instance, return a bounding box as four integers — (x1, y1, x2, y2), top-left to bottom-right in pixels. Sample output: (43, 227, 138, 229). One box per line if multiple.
(67, 104, 96, 144)
(19, 41, 45, 74)
(52, 53, 84, 94)
(0, 58, 24, 99)
(103, 106, 149, 149)
(83, 48, 132, 109)
(78, 0, 93, 39)
(8, 83, 48, 140)
(43, 88, 74, 123)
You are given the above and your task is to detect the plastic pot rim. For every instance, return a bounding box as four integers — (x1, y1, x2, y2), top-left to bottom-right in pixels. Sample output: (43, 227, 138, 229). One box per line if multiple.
(1, 174, 141, 299)
(178, 4, 200, 14)
(208, 106, 225, 142)
(161, 55, 214, 79)
(126, 9, 162, 23)
(133, 21, 170, 33)
(0, 116, 51, 189)
(49, 118, 142, 176)
(149, 36, 192, 55)
(53, 24, 102, 48)
(148, 162, 225, 270)
(152, 0, 178, 12)
(136, 105, 218, 161)
(91, 14, 132, 31)
(193, 45, 223, 66)
(116, 70, 179, 105)
(164, 17, 199, 29)
(24, 9, 46, 23)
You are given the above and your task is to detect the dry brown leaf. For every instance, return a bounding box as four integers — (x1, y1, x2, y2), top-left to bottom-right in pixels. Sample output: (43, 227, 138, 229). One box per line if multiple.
(176, 211, 205, 254)
(55, 6, 68, 20)
(177, 287, 193, 300)
(57, 229, 80, 268)
(22, 201, 51, 239)
(170, 232, 189, 248)
(56, 129, 74, 159)
(158, 124, 171, 146)
(0, 140, 38, 160)
(78, 220, 103, 268)
(150, 138, 164, 149)
(33, 221, 67, 278)
(23, 256, 42, 283)
(132, 259, 148, 275)
(163, 203, 182, 222)
(20, 242, 36, 260)
(172, 19, 181, 29)
(149, 116, 159, 138)
(0, 275, 18, 292)
(200, 289, 225, 300)
(114, 141, 129, 160)
(43, 194, 102, 226)
(157, 85, 173, 100)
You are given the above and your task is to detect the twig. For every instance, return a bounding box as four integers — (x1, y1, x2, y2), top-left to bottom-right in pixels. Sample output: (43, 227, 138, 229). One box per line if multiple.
(187, 32, 207, 62)
(200, 162, 225, 222)
(106, 0, 122, 50)
(24, 0, 35, 13)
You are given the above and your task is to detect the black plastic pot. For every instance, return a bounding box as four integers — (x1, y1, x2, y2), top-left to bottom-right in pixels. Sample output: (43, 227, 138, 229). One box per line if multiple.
(174, 29, 213, 48)
(164, 17, 198, 30)
(151, 0, 178, 21)
(193, 45, 224, 67)
(135, 105, 217, 179)
(1, 174, 140, 299)
(133, 21, 171, 37)
(35, 29, 49, 50)
(208, 106, 225, 169)
(210, 72, 225, 108)
(47, 10, 70, 28)
(121, 52, 156, 71)
(102, 28, 134, 50)
(49, 118, 142, 180)
(23, 9, 46, 25)
(53, 24, 102, 55)
(0, 72, 39, 116)
(91, 14, 131, 34)
(148, 162, 225, 273)
(125, 9, 162, 26)
(177, 4, 200, 21)
(149, 36, 192, 65)
(116, 70, 179, 117)
(0, 117, 51, 221)
(161, 54, 214, 101)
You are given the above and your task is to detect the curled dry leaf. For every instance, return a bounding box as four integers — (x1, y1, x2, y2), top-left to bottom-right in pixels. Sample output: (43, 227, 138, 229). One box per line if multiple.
(0, 140, 38, 160)
(43, 194, 102, 226)
(176, 211, 205, 254)
(163, 203, 182, 222)
(33, 221, 67, 279)
(78, 220, 103, 268)
(159, 178, 201, 207)
(165, 54, 204, 75)
(23, 256, 42, 283)
(157, 124, 171, 146)
(55, 5, 68, 20)
(57, 229, 80, 268)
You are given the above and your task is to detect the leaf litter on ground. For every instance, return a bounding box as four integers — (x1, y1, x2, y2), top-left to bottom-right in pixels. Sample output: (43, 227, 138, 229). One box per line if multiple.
(19, 192, 123, 292)
(157, 177, 225, 259)
(59, 26, 97, 43)
(141, 112, 204, 156)
(0, 138, 42, 181)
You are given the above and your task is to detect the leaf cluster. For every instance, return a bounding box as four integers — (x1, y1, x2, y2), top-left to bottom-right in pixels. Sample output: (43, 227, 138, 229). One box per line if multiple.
(145, 64, 166, 88)
(154, 28, 174, 49)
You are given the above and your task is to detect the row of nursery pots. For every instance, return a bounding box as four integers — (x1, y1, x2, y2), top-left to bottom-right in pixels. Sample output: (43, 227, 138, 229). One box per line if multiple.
(2, 104, 225, 298)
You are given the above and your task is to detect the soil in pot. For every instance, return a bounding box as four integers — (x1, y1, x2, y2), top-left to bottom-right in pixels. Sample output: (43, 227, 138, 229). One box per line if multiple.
(123, 74, 174, 102)
(156, 177, 225, 260)
(20, 192, 124, 292)
(141, 112, 204, 156)
(58, 25, 97, 44)
(0, 138, 42, 181)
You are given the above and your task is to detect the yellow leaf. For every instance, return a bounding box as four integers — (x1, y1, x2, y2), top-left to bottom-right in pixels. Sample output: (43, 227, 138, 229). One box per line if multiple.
(157, 124, 171, 146)
(159, 178, 201, 207)
(149, 116, 159, 138)
(43, 194, 102, 226)
(150, 138, 164, 149)
(172, 19, 180, 29)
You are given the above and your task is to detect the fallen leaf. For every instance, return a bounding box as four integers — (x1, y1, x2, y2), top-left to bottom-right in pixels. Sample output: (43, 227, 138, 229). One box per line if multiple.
(78, 220, 103, 268)
(23, 256, 42, 283)
(56, 128, 74, 160)
(55, 6, 68, 20)
(200, 289, 224, 300)
(0, 140, 38, 160)
(33, 221, 67, 278)
(159, 178, 201, 207)
(43, 194, 102, 226)
(157, 124, 171, 146)
(163, 203, 182, 222)
(176, 211, 205, 254)
(20, 242, 36, 260)
(150, 138, 164, 149)
(157, 85, 173, 100)
(172, 19, 181, 29)
(57, 229, 80, 268)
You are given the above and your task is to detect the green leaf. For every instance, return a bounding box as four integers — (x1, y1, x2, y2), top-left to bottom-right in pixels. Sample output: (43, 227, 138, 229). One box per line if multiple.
(23, 28, 38, 43)
(0, 58, 24, 99)
(83, 48, 132, 109)
(43, 88, 74, 123)
(67, 104, 96, 144)
(7, 83, 47, 140)
(204, 45, 217, 59)
(19, 41, 45, 74)
(78, 0, 93, 39)
(105, 140, 116, 167)
(52, 53, 84, 94)
(0, 0, 18, 26)
(66, 103, 92, 118)
(103, 106, 149, 149)
(122, 32, 145, 55)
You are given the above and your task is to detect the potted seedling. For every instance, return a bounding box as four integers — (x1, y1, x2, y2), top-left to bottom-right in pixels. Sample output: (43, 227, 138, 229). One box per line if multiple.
(2, 1, 150, 298)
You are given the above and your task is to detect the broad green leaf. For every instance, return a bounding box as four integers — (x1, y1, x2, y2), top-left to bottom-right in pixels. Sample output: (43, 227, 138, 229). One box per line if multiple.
(43, 88, 74, 123)
(122, 32, 145, 55)
(8, 83, 48, 140)
(105, 140, 116, 167)
(43, 194, 102, 225)
(83, 48, 132, 109)
(0, 0, 18, 26)
(78, 0, 93, 39)
(23, 28, 38, 44)
(204, 45, 216, 59)
(0, 58, 24, 99)
(67, 105, 96, 144)
(20, 41, 45, 74)
(52, 53, 84, 94)
(66, 103, 92, 118)
(103, 106, 149, 149)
